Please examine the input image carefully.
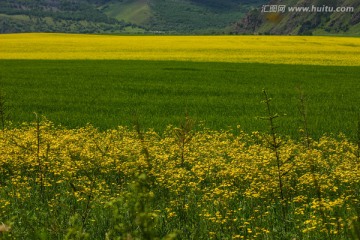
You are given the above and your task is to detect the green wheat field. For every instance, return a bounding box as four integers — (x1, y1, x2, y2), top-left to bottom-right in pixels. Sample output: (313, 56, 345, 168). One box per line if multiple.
(1, 60, 359, 139)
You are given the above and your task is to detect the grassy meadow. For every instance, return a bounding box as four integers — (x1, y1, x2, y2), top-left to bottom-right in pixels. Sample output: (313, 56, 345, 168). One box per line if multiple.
(0, 60, 359, 139)
(0, 34, 360, 239)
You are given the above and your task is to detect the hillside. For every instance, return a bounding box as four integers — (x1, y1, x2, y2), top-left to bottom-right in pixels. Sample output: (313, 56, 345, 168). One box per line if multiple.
(0, 0, 266, 34)
(0, 0, 130, 33)
(233, 0, 360, 35)
(140, 0, 266, 33)
(2, 0, 358, 35)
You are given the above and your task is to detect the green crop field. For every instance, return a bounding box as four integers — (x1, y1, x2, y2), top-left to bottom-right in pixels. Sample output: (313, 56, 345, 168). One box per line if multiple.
(0, 60, 359, 139)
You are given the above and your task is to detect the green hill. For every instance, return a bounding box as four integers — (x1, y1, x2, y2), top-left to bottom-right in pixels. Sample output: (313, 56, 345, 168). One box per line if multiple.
(99, 0, 267, 33)
(145, 0, 263, 33)
(0, 0, 266, 34)
(2, 0, 357, 35)
(0, 0, 130, 33)
(233, 0, 360, 35)
(101, 0, 152, 26)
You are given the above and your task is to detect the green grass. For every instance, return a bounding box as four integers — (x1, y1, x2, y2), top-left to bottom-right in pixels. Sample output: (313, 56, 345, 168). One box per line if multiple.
(0, 60, 359, 139)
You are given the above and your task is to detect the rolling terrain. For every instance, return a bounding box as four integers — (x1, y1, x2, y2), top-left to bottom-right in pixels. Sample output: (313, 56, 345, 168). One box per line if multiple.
(234, 0, 360, 35)
(0, 0, 265, 34)
(1, 0, 360, 34)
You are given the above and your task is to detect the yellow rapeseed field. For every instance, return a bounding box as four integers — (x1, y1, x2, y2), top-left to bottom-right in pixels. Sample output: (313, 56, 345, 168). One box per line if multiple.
(1, 33, 360, 66)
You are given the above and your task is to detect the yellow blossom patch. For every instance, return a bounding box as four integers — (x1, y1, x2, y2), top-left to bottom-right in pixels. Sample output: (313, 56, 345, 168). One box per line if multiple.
(0, 33, 360, 66)
(0, 119, 359, 238)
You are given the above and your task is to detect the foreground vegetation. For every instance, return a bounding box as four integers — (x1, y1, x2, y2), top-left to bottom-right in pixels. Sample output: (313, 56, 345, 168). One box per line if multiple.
(0, 113, 359, 239)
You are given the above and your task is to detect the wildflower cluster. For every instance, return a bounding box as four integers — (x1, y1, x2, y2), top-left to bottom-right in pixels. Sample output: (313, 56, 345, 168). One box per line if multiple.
(0, 120, 359, 239)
